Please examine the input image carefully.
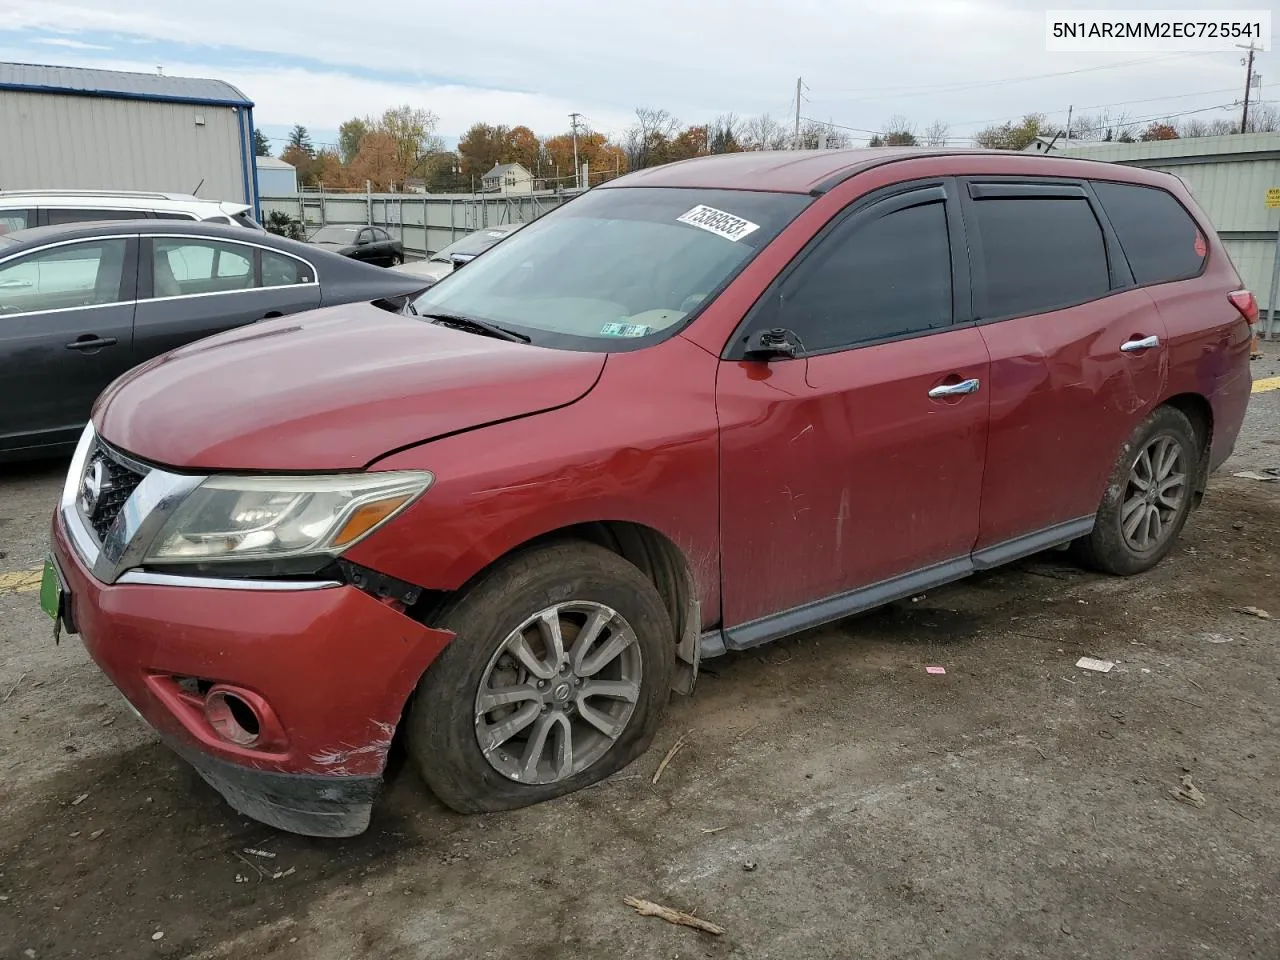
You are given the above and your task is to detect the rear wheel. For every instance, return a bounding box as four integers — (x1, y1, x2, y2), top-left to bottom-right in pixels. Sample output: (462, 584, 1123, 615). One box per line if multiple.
(1073, 405, 1199, 575)
(404, 542, 674, 813)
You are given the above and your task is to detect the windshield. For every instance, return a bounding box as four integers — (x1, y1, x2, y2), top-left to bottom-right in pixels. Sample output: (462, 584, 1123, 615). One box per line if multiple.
(310, 225, 359, 244)
(410, 187, 809, 350)
(429, 227, 519, 262)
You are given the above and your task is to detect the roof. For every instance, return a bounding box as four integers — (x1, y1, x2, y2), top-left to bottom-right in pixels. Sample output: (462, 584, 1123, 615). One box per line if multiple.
(0, 219, 279, 249)
(602, 147, 1176, 194)
(0, 61, 252, 107)
(1061, 131, 1280, 164)
(483, 162, 531, 179)
(255, 156, 296, 170)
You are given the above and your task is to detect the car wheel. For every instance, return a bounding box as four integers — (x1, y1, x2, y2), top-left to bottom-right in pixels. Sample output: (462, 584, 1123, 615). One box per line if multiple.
(1073, 405, 1199, 576)
(404, 541, 674, 813)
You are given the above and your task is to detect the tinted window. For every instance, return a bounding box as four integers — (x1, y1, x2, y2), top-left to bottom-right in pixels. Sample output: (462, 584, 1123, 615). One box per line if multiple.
(971, 197, 1109, 319)
(152, 239, 253, 298)
(154, 212, 199, 221)
(262, 250, 312, 287)
(0, 209, 32, 234)
(357, 229, 373, 244)
(1092, 181, 1206, 284)
(777, 199, 952, 352)
(373, 228, 391, 242)
(45, 208, 149, 225)
(0, 239, 128, 314)
(201, 215, 234, 225)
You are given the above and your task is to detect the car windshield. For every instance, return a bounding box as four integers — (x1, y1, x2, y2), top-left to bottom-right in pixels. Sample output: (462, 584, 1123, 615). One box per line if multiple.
(310, 226, 359, 243)
(428, 227, 518, 263)
(410, 187, 809, 350)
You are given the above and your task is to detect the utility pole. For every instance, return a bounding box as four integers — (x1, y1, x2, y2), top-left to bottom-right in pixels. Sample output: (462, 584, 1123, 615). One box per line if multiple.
(1239, 42, 1261, 134)
(793, 77, 802, 149)
(1064, 105, 1072, 151)
(569, 112, 582, 190)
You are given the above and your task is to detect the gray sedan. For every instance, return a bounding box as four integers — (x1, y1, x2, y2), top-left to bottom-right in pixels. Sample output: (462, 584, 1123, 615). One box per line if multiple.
(0, 220, 429, 461)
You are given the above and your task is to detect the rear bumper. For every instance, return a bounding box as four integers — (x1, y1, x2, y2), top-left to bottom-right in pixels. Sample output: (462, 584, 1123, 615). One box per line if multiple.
(51, 507, 453, 837)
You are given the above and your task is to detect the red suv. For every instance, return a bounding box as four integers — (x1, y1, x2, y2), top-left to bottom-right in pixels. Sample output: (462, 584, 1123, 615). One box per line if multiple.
(45, 149, 1255, 836)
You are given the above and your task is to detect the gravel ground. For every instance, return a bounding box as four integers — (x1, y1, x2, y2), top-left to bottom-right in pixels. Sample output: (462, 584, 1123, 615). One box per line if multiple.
(1, 346, 1278, 960)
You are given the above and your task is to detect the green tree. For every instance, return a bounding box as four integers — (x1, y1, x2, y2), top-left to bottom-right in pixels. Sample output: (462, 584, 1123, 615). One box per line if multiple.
(974, 113, 1050, 151)
(338, 118, 368, 165)
(286, 125, 314, 157)
(253, 129, 271, 157)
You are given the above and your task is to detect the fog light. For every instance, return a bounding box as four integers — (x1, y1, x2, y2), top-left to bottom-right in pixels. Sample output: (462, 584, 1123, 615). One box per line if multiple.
(204, 687, 262, 746)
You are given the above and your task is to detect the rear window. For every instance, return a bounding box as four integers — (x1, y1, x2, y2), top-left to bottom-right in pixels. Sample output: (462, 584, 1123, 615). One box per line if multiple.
(0, 209, 32, 234)
(1092, 181, 1206, 285)
(45, 208, 150, 225)
(971, 197, 1110, 319)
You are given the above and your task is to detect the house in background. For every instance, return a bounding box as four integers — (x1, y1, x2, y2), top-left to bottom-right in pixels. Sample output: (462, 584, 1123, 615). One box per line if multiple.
(482, 162, 534, 195)
(255, 155, 297, 194)
(0, 61, 259, 215)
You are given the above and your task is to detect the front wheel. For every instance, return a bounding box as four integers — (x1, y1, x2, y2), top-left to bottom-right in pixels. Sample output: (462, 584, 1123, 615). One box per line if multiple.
(404, 542, 674, 813)
(1073, 405, 1199, 576)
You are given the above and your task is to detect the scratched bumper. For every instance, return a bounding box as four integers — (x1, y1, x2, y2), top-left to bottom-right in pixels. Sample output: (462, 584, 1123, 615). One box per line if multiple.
(170, 736, 381, 837)
(51, 510, 454, 835)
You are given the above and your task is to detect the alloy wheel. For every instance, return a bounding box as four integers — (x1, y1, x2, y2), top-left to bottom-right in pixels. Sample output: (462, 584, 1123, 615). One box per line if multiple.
(1121, 433, 1187, 553)
(474, 601, 643, 785)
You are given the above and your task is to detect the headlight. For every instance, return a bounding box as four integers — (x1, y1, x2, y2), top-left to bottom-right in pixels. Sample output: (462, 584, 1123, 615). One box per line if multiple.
(143, 471, 432, 564)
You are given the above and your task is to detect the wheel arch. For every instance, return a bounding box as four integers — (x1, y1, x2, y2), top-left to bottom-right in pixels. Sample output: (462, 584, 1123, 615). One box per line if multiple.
(1161, 392, 1213, 503)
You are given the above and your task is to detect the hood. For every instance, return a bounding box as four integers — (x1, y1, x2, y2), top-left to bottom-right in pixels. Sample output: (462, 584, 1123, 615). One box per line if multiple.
(391, 259, 451, 281)
(94, 304, 606, 471)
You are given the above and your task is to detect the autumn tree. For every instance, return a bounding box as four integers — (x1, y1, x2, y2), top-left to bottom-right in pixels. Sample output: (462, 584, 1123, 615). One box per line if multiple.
(503, 126, 541, 172)
(376, 105, 445, 179)
(347, 132, 405, 190)
(623, 107, 681, 168)
(669, 125, 709, 161)
(1139, 122, 1179, 141)
(974, 113, 1050, 150)
(339, 118, 368, 165)
(286, 125, 314, 156)
(458, 123, 511, 179)
(739, 113, 789, 151)
(542, 130, 625, 183)
(253, 129, 271, 157)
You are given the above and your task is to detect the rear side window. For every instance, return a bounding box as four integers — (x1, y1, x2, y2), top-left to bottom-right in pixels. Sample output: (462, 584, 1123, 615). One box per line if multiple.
(45, 208, 150, 225)
(0, 209, 33, 234)
(1092, 181, 1206, 284)
(154, 212, 199, 221)
(262, 250, 313, 287)
(971, 197, 1109, 319)
(778, 199, 953, 352)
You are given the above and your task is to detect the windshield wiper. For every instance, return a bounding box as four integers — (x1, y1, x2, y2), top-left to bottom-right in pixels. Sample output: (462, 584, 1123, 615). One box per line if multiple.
(418, 312, 531, 343)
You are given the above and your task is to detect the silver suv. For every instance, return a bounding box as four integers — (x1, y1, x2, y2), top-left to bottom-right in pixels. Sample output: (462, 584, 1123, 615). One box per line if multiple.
(0, 190, 261, 235)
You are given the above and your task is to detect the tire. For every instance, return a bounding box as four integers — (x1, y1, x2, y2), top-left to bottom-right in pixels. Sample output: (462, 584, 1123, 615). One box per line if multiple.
(1073, 405, 1200, 576)
(404, 541, 674, 814)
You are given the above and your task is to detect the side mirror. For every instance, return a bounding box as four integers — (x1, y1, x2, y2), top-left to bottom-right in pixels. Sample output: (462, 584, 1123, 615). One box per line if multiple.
(744, 327, 803, 361)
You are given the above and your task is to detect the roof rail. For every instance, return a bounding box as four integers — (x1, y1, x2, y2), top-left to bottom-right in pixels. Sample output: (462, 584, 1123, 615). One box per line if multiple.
(0, 188, 185, 200)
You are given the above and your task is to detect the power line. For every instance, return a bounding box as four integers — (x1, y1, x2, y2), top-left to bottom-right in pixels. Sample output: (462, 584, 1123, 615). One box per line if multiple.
(810, 52, 1215, 104)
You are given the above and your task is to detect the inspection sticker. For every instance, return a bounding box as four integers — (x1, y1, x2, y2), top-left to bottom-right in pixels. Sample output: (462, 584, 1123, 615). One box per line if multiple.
(676, 205, 760, 242)
(600, 322, 651, 338)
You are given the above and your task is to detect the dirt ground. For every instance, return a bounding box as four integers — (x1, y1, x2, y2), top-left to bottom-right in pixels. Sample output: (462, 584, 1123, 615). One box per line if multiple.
(2, 349, 1279, 960)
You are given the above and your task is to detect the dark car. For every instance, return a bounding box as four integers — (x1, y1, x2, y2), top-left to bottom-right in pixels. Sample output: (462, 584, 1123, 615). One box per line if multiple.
(45, 149, 1253, 837)
(0, 219, 427, 461)
(308, 225, 404, 267)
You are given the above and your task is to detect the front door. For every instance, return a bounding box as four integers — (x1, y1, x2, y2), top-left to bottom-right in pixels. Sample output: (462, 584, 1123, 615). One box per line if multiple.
(0, 236, 138, 452)
(717, 183, 991, 648)
(961, 180, 1169, 551)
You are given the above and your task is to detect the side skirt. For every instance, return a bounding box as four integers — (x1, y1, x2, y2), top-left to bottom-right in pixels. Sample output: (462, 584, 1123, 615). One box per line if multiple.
(699, 516, 1094, 659)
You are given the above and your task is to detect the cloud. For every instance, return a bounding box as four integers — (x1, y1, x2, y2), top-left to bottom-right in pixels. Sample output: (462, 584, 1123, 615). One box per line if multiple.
(0, 0, 1259, 142)
(30, 37, 111, 50)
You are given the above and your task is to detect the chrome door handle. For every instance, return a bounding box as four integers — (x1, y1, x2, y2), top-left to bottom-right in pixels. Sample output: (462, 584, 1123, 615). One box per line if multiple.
(928, 378, 981, 398)
(1121, 335, 1160, 353)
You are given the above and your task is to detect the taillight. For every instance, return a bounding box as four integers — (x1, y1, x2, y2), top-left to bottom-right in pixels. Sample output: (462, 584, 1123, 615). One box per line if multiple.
(1229, 289, 1259, 325)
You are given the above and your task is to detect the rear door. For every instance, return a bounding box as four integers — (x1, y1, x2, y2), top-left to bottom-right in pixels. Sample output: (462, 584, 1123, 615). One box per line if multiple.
(964, 179, 1168, 555)
(132, 236, 321, 361)
(717, 181, 991, 644)
(0, 236, 138, 451)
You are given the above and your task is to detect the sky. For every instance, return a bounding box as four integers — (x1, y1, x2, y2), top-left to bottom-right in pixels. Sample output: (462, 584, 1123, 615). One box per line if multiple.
(0, 0, 1273, 153)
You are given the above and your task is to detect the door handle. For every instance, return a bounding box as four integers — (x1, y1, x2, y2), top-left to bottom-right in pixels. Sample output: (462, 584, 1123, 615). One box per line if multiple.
(0, 279, 32, 289)
(66, 336, 119, 351)
(1120, 335, 1160, 353)
(928, 378, 981, 398)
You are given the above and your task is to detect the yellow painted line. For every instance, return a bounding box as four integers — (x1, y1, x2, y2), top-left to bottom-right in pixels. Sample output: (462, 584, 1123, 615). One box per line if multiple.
(0, 567, 43, 593)
(1252, 375, 1280, 394)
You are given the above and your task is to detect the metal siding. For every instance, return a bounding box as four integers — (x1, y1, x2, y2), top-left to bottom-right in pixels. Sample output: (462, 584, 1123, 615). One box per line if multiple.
(0, 91, 247, 202)
(0, 62, 250, 105)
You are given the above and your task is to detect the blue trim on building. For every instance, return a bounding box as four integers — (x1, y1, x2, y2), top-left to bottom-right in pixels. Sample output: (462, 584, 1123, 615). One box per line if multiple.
(235, 109, 253, 209)
(0, 81, 253, 108)
(246, 108, 263, 221)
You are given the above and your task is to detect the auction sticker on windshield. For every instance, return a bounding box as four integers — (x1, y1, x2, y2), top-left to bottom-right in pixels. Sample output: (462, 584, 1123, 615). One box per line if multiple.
(677, 205, 760, 242)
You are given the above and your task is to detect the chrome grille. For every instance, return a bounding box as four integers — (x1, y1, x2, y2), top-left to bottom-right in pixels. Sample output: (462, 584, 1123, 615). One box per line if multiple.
(79, 442, 150, 543)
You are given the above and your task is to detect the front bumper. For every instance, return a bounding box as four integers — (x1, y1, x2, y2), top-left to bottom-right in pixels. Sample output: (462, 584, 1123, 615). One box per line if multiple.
(50, 429, 453, 837)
